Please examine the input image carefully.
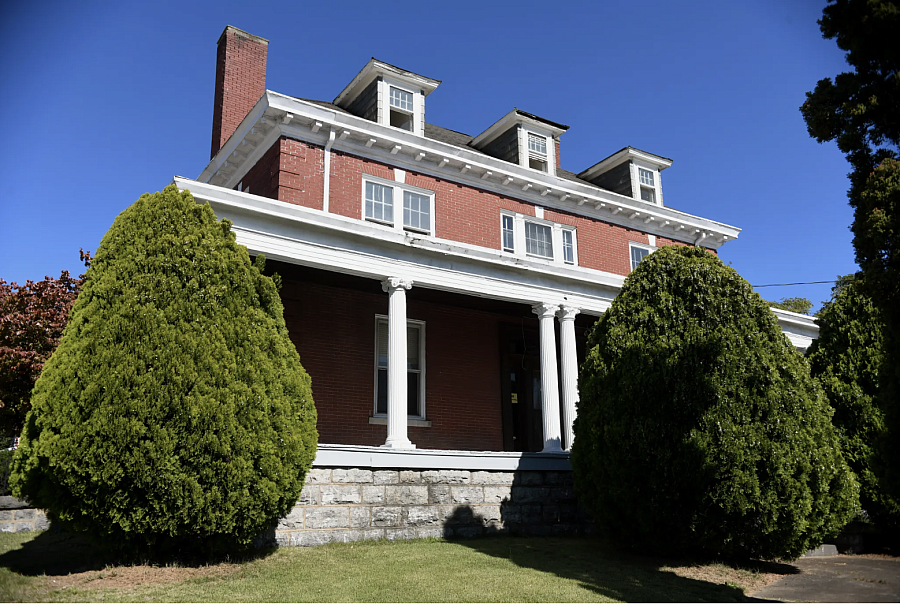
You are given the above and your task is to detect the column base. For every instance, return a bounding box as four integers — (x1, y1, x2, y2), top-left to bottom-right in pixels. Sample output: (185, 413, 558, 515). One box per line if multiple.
(381, 439, 416, 449)
(541, 440, 564, 453)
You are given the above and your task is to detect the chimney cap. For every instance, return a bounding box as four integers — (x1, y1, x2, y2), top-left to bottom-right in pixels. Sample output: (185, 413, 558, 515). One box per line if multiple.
(217, 25, 269, 46)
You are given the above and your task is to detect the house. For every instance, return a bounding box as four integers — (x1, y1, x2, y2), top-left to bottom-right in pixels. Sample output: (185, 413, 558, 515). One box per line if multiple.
(172, 26, 818, 546)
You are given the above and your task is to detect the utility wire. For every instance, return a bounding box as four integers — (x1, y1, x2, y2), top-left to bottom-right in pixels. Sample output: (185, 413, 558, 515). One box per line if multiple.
(752, 280, 836, 288)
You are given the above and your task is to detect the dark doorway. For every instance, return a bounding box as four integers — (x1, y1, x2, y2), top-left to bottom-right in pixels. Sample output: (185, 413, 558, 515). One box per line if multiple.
(499, 323, 543, 452)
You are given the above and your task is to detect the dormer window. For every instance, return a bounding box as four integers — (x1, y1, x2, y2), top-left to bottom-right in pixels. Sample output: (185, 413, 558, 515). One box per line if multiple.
(389, 86, 414, 131)
(528, 133, 549, 172)
(471, 109, 568, 177)
(333, 59, 440, 138)
(638, 168, 656, 203)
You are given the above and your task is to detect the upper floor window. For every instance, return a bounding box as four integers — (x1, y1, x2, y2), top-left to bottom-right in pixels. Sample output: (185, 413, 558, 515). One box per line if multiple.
(501, 211, 576, 265)
(562, 230, 574, 264)
(363, 176, 434, 235)
(527, 133, 549, 172)
(389, 86, 414, 131)
(630, 243, 654, 271)
(638, 167, 657, 204)
(502, 215, 515, 252)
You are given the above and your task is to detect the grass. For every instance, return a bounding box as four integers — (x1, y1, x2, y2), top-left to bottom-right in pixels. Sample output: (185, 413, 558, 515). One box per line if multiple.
(0, 531, 794, 602)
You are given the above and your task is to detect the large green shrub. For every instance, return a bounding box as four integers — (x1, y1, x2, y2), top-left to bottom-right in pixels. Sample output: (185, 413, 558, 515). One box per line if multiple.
(571, 246, 858, 560)
(806, 275, 899, 527)
(10, 186, 317, 553)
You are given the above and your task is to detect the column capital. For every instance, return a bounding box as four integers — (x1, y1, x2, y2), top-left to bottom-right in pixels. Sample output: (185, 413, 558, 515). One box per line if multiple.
(531, 302, 558, 319)
(557, 305, 580, 321)
(381, 276, 413, 293)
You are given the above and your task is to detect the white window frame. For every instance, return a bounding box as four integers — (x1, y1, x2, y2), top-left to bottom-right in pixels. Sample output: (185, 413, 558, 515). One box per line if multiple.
(629, 242, 656, 271)
(373, 315, 426, 420)
(518, 126, 556, 176)
(378, 77, 423, 136)
(500, 210, 577, 266)
(631, 162, 663, 206)
(362, 174, 435, 236)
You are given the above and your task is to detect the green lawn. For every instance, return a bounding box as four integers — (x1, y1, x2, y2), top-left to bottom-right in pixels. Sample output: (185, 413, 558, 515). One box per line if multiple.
(0, 531, 785, 602)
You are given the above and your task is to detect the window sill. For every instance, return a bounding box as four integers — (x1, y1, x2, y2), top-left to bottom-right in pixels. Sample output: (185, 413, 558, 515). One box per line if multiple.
(369, 416, 432, 428)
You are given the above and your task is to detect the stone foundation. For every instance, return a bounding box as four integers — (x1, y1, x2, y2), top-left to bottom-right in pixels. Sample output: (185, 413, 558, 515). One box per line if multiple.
(274, 466, 591, 547)
(0, 496, 48, 533)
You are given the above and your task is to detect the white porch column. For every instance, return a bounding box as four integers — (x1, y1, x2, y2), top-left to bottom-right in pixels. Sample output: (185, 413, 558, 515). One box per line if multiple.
(532, 303, 563, 452)
(382, 277, 415, 449)
(557, 305, 580, 451)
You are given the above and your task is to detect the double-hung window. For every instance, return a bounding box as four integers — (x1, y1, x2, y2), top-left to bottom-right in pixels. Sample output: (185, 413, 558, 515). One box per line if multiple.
(630, 243, 654, 271)
(525, 221, 553, 259)
(638, 168, 657, 204)
(501, 211, 576, 265)
(527, 133, 549, 173)
(374, 317, 425, 418)
(389, 86, 414, 132)
(363, 176, 434, 235)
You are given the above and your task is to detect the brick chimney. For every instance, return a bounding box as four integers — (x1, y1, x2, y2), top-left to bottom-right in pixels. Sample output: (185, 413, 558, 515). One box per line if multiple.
(210, 26, 268, 160)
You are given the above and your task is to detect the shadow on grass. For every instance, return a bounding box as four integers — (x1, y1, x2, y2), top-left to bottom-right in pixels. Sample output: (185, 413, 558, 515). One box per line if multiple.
(0, 530, 277, 577)
(444, 506, 799, 603)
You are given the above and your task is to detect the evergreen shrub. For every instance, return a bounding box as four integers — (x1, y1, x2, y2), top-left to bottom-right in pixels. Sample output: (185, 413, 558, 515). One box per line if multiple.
(10, 186, 317, 553)
(571, 245, 858, 560)
(806, 275, 899, 527)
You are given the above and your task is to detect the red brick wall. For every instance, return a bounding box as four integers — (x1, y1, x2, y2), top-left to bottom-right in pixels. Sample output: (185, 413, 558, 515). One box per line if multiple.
(279, 277, 506, 451)
(211, 27, 267, 159)
(245, 139, 709, 276)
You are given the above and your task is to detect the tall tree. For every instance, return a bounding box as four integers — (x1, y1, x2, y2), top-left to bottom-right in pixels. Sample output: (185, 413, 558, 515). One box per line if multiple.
(801, 0, 900, 505)
(10, 187, 317, 554)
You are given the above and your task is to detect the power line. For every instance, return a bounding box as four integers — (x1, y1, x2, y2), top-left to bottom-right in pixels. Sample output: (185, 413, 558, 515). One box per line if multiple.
(752, 281, 836, 288)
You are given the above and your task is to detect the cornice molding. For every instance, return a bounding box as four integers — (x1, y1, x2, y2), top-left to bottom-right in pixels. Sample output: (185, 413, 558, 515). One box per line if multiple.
(197, 92, 741, 248)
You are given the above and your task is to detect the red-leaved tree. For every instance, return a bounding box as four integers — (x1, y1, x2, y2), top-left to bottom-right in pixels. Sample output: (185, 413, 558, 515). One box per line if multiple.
(0, 250, 91, 436)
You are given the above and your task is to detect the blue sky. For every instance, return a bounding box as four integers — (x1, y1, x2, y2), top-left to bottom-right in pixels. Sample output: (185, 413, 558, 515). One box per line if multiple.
(0, 0, 853, 312)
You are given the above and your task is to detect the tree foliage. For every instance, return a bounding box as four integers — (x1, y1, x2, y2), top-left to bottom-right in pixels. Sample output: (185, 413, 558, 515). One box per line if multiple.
(572, 246, 858, 560)
(10, 186, 317, 554)
(801, 0, 900, 510)
(767, 296, 814, 315)
(0, 250, 90, 436)
(806, 275, 899, 527)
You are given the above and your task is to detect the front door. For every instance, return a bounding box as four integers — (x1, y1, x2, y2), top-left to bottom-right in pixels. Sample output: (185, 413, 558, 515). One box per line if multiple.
(499, 324, 543, 452)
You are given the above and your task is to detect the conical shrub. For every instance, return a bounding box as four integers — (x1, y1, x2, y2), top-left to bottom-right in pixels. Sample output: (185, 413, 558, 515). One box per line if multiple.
(571, 245, 858, 560)
(10, 185, 317, 553)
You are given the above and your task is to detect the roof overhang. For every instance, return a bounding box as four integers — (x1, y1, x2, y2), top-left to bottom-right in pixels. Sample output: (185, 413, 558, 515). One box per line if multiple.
(334, 58, 441, 108)
(471, 109, 569, 150)
(197, 91, 741, 249)
(579, 146, 673, 182)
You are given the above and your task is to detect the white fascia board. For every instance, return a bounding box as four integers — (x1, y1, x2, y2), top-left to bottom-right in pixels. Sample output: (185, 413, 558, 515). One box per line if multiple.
(579, 147, 673, 183)
(471, 109, 567, 149)
(173, 177, 620, 314)
(770, 307, 819, 351)
(201, 92, 741, 248)
(314, 443, 572, 471)
(334, 58, 440, 107)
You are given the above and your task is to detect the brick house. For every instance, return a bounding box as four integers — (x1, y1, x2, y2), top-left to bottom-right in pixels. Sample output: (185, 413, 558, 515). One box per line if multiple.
(169, 26, 818, 545)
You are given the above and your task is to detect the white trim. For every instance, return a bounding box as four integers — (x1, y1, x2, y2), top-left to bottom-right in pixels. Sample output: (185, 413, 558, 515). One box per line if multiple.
(197, 93, 740, 247)
(313, 443, 572, 471)
(362, 174, 435, 236)
(175, 177, 622, 314)
(374, 314, 427, 420)
(500, 209, 576, 266)
(629, 241, 656, 271)
(368, 416, 432, 428)
(771, 307, 818, 352)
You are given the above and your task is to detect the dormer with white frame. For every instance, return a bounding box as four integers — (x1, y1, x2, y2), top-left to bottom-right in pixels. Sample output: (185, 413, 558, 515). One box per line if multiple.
(471, 109, 568, 177)
(333, 58, 440, 138)
(578, 147, 672, 207)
